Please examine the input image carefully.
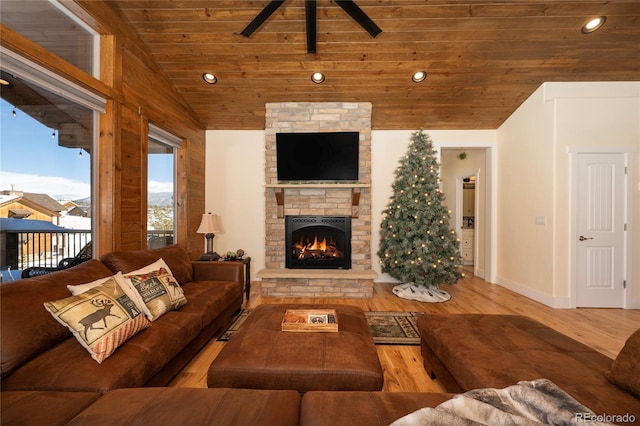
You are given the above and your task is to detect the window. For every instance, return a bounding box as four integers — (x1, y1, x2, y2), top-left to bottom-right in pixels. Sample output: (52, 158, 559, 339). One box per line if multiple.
(147, 124, 180, 248)
(0, 0, 99, 76)
(0, 1, 101, 274)
(0, 53, 103, 270)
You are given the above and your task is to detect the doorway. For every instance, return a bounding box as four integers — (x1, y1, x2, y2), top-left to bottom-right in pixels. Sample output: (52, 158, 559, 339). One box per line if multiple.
(456, 174, 477, 267)
(440, 147, 491, 281)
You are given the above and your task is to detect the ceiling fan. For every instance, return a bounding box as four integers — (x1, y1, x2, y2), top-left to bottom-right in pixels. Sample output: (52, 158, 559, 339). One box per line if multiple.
(240, 0, 382, 54)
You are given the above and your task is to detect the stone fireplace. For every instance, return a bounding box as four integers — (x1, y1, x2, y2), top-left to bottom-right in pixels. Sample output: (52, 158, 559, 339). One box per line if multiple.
(257, 102, 376, 298)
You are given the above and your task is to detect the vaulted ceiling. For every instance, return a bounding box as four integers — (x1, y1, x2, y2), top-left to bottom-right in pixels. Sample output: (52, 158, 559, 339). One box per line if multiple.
(113, 1, 640, 129)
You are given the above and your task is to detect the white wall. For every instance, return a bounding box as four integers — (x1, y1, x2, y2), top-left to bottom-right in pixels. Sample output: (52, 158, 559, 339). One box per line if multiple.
(497, 82, 640, 308)
(497, 88, 556, 304)
(204, 130, 265, 273)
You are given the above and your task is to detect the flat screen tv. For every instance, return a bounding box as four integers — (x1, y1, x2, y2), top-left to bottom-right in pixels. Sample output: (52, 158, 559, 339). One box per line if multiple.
(276, 132, 359, 181)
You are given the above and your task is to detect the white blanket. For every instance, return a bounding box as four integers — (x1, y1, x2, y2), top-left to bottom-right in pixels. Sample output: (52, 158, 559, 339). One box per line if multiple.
(390, 379, 613, 426)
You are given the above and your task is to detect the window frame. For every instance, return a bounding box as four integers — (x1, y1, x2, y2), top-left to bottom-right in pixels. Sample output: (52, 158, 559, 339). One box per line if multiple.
(0, 47, 103, 261)
(147, 123, 182, 246)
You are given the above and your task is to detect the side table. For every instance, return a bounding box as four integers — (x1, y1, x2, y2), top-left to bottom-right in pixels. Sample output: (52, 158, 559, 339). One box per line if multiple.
(195, 257, 251, 301)
(226, 257, 251, 301)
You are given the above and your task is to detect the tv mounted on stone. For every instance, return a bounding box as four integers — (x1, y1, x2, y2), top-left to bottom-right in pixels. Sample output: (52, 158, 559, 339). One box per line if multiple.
(276, 131, 359, 182)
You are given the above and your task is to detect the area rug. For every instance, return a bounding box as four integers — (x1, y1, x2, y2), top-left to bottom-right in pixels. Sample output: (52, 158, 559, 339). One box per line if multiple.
(217, 309, 423, 345)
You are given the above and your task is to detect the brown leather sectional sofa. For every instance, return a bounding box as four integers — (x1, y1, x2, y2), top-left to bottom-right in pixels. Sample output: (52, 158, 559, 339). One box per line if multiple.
(1, 244, 244, 393)
(1, 387, 456, 426)
(2, 246, 638, 425)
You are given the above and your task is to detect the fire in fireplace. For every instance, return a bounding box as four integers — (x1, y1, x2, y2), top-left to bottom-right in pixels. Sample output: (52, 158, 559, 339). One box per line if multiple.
(285, 216, 351, 269)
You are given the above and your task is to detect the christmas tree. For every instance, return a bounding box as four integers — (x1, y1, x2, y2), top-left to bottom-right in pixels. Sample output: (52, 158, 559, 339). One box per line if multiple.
(377, 130, 463, 302)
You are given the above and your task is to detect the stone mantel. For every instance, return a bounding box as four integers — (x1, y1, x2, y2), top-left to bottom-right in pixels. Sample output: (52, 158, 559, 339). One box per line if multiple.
(266, 183, 371, 218)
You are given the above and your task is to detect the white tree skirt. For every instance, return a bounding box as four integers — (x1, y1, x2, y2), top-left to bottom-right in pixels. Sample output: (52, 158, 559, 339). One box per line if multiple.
(392, 283, 451, 303)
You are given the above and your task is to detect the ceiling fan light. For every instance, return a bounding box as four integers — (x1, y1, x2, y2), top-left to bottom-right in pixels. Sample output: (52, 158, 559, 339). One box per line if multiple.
(582, 16, 606, 34)
(412, 71, 427, 83)
(311, 72, 325, 84)
(202, 73, 218, 84)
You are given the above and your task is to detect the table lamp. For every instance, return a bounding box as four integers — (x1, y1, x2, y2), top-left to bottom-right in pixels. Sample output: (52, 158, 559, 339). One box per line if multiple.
(197, 212, 222, 260)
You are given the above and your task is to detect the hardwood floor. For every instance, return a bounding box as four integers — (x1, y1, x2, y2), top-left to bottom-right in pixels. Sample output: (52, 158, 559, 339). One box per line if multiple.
(169, 270, 640, 392)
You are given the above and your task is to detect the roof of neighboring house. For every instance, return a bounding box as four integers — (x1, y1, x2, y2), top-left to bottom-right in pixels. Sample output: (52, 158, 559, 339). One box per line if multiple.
(0, 218, 67, 232)
(0, 194, 19, 204)
(0, 191, 64, 216)
(66, 206, 88, 217)
(22, 192, 64, 213)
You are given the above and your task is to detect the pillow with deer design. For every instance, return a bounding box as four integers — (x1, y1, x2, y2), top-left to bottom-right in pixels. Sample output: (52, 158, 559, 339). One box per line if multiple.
(44, 275, 151, 363)
(123, 259, 187, 321)
(67, 272, 149, 319)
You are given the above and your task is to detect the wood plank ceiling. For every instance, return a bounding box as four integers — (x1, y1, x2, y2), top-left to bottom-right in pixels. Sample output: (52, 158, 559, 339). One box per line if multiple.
(112, 1, 640, 130)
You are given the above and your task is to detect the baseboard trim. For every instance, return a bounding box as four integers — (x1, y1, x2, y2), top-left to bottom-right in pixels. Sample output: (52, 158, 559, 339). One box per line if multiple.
(496, 276, 572, 309)
(627, 297, 640, 309)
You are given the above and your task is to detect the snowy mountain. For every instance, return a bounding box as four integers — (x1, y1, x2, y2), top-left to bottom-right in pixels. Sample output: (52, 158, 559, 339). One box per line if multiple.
(71, 192, 173, 208)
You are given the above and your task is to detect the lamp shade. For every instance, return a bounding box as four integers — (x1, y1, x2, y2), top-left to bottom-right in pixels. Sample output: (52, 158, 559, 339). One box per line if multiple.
(197, 213, 222, 234)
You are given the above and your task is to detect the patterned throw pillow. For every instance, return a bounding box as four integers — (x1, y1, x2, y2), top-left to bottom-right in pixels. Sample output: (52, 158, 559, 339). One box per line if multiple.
(44, 276, 151, 363)
(67, 272, 148, 317)
(123, 259, 187, 321)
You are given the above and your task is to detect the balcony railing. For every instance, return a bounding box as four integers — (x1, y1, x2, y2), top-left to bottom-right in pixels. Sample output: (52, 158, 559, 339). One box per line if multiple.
(1, 230, 174, 273)
(147, 230, 174, 249)
(1, 230, 92, 271)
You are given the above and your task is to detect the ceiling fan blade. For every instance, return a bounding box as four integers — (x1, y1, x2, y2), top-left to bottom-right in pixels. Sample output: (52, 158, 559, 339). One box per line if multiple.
(305, 0, 316, 53)
(240, 0, 287, 37)
(335, 0, 382, 38)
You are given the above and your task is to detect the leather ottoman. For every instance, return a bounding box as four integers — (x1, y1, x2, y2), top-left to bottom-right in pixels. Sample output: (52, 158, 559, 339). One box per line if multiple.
(207, 304, 384, 392)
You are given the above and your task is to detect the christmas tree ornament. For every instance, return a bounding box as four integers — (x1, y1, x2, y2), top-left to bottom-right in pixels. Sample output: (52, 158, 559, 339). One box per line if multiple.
(377, 130, 463, 302)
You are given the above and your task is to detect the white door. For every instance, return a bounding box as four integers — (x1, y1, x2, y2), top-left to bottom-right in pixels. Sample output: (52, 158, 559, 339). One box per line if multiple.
(575, 153, 626, 307)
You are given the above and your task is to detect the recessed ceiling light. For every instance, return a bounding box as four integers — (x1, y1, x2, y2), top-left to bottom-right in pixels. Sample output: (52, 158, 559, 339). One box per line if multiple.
(311, 72, 325, 84)
(202, 73, 217, 84)
(412, 71, 427, 83)
(582, 16, 606, 34)
(0, 78, 10, 86)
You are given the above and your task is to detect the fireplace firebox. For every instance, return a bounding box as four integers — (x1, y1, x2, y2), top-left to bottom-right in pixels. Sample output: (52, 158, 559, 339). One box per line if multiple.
(285, 216, 351, 269)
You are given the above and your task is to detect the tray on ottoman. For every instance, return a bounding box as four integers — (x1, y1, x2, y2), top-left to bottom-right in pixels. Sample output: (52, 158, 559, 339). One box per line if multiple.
(281, 308, 338, 332)
(207, 304, 384, 392)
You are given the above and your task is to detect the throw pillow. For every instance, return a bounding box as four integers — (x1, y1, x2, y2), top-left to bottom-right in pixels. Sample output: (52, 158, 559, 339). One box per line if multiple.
(44, 276, 151, 363)
(67, 272, 149, 319)
(605, 328, 640, 398)
(123, 259, 187, 321)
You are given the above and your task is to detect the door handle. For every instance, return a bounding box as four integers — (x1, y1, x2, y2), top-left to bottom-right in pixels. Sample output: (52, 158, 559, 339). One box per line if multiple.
(579, 236, 593, 241)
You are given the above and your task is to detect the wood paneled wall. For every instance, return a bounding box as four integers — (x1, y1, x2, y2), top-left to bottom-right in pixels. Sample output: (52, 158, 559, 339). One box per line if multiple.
(1, 1, 207, 258)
